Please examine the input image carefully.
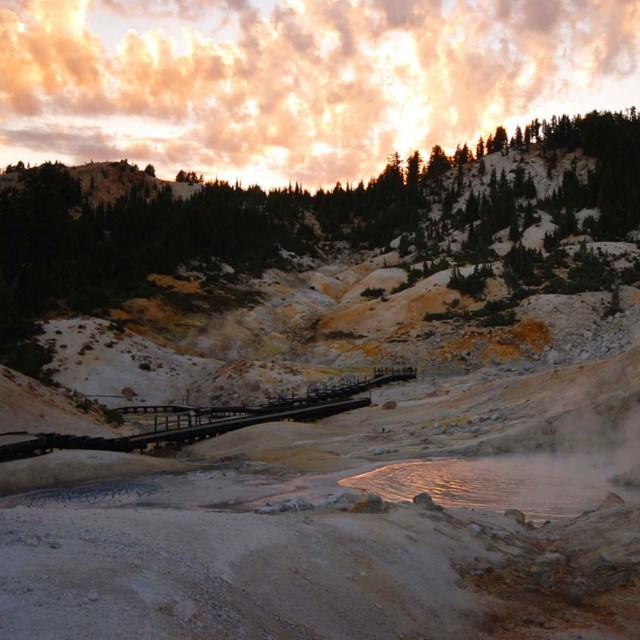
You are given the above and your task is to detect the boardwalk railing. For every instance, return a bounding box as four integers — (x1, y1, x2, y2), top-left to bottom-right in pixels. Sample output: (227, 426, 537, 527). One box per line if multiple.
(0, 367, 417, 462)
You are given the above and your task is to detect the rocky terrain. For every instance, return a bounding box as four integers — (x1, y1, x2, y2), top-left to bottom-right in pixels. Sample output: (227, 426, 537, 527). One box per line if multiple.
(2, 141, 640, 638)
(1, 292, 640, 638)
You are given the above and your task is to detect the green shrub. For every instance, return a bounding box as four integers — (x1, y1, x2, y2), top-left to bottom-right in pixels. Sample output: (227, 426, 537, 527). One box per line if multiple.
(5, 339, 53, 381)
(480, 310, 518, 327)
(360, 287, 386, 299)
(447, 264, 494, 299)
(424, 310, 461, 322)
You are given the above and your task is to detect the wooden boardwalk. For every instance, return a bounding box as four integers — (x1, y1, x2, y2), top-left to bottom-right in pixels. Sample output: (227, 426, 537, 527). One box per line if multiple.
(0, 367, 417, 462)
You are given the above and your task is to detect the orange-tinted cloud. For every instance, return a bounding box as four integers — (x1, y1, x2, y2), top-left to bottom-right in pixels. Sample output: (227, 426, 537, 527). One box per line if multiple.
(0, 0, 639, 186)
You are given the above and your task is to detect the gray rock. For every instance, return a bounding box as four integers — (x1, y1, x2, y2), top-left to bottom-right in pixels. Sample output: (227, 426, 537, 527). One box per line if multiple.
(255, 497, 314, 514)
(412, 492, 443, 511)
(254, 503, 279, 515)
(281, 497, 314, 512)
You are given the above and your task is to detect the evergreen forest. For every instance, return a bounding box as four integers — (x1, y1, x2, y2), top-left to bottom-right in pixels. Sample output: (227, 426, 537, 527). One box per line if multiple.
(1, 109, 640, 364)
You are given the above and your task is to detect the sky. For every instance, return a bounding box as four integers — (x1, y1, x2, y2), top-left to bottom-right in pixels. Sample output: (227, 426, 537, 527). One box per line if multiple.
(1, 0, 639, 188)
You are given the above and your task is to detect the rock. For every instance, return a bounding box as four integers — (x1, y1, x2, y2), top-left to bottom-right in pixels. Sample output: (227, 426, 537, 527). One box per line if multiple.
(349, 493, 387, 513)
(546, 350, 559, 364)
(280, 497, 314, 512)
(121, 386, 137, 399)
(372, 447, 385, 456)
(254, 503, 280, 515)
(321, 490, 360, 510)
(504, 509, 526, 525)
(254, 497, 314, 514)
(382, 400, 397, 410)
(467, 523, 482, 534)
(597, 492, 625, 510)
(412, 492, 443, 511)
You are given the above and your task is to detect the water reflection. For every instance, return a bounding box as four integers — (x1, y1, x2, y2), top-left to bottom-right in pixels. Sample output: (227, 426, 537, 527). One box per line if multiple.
(338, 454, 639, 520)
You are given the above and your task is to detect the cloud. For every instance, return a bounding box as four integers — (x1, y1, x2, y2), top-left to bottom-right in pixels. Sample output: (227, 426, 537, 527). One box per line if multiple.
(0, 0, 639, 186)
(0, 123, 122, 161)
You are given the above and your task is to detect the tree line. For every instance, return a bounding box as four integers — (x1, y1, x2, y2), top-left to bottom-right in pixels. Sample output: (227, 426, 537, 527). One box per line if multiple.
(1, 108, 639, 353)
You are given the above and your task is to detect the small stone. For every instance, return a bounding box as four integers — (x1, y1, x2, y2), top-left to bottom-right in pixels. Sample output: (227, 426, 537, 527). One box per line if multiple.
(382, 400, 397, 410)
(87, 592, 99, 602)
(504, 509, 526, 525)
(468, 523, 482, 534)
(373, 447, 385, 456)
(121, 386, 137, 399)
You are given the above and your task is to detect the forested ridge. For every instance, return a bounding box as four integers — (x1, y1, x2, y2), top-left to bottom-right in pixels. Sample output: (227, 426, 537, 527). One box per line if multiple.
(1, 109, 640, 367)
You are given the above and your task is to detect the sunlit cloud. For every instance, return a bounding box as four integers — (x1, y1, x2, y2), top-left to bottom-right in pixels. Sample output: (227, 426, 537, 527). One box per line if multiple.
(0, 0, 639, 187)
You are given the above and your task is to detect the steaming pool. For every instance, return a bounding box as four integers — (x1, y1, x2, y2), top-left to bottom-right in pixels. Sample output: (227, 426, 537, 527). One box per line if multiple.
(338, 453, 640, 521)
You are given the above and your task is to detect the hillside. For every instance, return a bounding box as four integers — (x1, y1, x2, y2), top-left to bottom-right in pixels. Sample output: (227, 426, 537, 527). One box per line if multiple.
(2, 110, 640, 640)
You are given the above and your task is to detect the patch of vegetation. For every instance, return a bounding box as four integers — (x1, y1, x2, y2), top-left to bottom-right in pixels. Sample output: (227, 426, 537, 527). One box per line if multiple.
(4, 338, 54, 382)
(108, 319, 129, 334)
(75, 398, 92, 413)
(324, 331, 367, 340)
(472, 298, 518, 317)
(447, 264, 494, 299)
(391, 281, 412, 294)
(566, 247, 615, 292)
(604, 280, 622, 317)
(544, 277, 576, 295)
(424, 310, 461, 322)
(159, 285, 263, 314)
(479, 310, 518, 327)
(621, 262, 640, 286)
(101, 406, 124, 426)
(360, 287, 386, 299)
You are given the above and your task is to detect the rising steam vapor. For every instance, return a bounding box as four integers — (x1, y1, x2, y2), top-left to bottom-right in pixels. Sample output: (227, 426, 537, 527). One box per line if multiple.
(0, 0, 639, 184)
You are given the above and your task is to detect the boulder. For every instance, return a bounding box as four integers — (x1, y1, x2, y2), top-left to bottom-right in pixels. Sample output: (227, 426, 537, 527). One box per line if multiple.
(349, 493, 387, 513)
(412, 492, 443, 511)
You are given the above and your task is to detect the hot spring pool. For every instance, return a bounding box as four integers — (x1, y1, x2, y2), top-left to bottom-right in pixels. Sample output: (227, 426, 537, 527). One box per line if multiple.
(338, 453, 639, 521)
